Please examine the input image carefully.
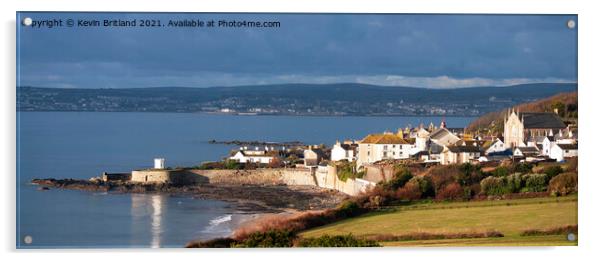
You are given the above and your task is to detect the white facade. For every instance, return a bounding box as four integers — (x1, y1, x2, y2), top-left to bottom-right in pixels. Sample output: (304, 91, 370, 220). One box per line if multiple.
(357, 133, 416, 167)
(484, 139, 506, 155)
(331, 142, 356, 162)
(154, 158, 165, 169)
(542, 137, 555, 156)
(550, 144, 578, 162)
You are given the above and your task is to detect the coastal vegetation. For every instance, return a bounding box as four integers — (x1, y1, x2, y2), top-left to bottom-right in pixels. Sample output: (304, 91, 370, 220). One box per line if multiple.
(331, 161, 366, 181)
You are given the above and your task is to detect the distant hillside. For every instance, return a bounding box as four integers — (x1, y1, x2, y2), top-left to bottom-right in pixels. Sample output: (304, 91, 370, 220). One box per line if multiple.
(465, 91, 578, 135)
(17, 83, 577, 116)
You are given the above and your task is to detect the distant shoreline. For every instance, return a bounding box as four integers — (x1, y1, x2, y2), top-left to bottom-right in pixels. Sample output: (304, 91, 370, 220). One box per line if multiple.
(16, 110, 478, 119)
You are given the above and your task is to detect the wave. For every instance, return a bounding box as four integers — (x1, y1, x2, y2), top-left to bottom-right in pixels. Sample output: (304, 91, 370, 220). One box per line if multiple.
(209, 214, 232, 226)
(201, 214, 233, 235)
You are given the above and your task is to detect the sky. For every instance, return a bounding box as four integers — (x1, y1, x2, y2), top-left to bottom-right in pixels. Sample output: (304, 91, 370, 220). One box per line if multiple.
(17, 13, 577, 89)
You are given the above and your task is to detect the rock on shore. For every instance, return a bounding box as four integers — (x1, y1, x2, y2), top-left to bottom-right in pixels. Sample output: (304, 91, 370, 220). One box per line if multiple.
(30, 178, 347, 213)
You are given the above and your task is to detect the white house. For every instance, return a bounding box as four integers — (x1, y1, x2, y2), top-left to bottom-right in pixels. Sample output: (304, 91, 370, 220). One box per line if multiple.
(541, 136, 556, 156)
(440, 144, 481, 165)
(483, 138, 506, 155)
(357, 132, 415, 167)
(550, 143, 578, 162)
(331, 140, 358, 162)
(229, 148, 278, 164)
(413, 128, 431, 151)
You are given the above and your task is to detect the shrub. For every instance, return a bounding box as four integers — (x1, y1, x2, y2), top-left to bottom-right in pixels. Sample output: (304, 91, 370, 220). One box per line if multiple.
(512, 163, 533, 174)
(480, 176, 510, 196)
(233, 229, 296, 248)
(396, 181, 422, 200)
(435, 182, 464, 201)
(506, 173, 523, 193)
(267, 157, 284, 168)
(521, 174, 548, 192)
(367, 231, 504, 242)
(409, 176, 435, 197)
(544, 165, 564, 180)
(427, 165, 459, 192)
(224, 159, 242, 170)
(335, 161, 364, 181)
(335, 200, 362, 218)
(490, 166, 510, 177)
(548, 172, 578, 196)
(383, 167, 413, 190)
(520, 225, 577, 236)
(564, 158, 578, 172)
(296, 234, 380, 247)
(186, 237, 237, 248)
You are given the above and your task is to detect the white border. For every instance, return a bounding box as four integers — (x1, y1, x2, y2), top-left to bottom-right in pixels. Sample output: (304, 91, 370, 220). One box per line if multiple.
(2, 1, 601, 261)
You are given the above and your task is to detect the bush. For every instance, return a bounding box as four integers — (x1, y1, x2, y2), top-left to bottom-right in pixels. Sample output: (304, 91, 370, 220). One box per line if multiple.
(506, 173, 523, 193)
(335, 200, 362, 218)
(520, 225, 577, 236)
(186, 237, 237, 248)
(480, 176, 510, 196)
(408, 176, 435, 198)
(490, 166, 510, 177)
(548, 172, 578, 196)
(233, 229, 296, 248)
(335, 161, 364, 181)
(512, 163, 533, 174)
(383, 167, 413, 190)
(396, 181, 422, 200)
(427, 165, 459, 192)
(224, 159, 242, 170)
(521, 174, 548, 192)
(435, 182, 464, 201)
(296, 234, 380, 247)
(544, 165, 564, 180)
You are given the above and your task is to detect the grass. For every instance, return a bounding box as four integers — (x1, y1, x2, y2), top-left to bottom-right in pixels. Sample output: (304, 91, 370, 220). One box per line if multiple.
(300, 195, 577, 246)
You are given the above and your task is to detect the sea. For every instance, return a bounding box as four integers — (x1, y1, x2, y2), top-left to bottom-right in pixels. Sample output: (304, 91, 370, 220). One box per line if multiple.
(16, 111, 474, 248)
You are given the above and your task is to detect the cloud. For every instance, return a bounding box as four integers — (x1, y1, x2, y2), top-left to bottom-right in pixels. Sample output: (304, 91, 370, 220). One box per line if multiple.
(17, 13, 577, 89)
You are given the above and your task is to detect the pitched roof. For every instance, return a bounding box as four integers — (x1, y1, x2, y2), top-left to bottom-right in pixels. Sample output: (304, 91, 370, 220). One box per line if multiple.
(556, 143, 578, 150)
(515, 146, 540, 156)
(360, 133, 410, 144)
(429, 128, 455, 140)
(447, 145, 481, 153)
(518, 112, 566, 129)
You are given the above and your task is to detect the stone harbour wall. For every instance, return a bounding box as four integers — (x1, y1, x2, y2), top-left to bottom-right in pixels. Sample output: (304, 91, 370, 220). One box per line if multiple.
(187, 166, 374, 196)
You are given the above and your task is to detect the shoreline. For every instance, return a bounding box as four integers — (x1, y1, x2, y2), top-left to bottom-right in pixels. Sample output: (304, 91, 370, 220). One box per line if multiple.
(30, 178, 348, 214)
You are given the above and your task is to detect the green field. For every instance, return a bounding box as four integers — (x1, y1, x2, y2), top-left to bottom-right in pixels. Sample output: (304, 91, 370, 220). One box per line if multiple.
(300, 196, 578, 246)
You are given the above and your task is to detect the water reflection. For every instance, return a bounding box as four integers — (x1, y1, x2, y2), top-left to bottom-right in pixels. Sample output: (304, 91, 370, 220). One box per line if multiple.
(150, 195, 163, 248)
(130, 194, 165, 248)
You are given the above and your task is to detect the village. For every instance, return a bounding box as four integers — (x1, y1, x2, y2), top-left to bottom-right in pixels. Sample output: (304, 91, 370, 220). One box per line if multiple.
(226, 108, 577, 173)
(96, 107, 577, 199)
